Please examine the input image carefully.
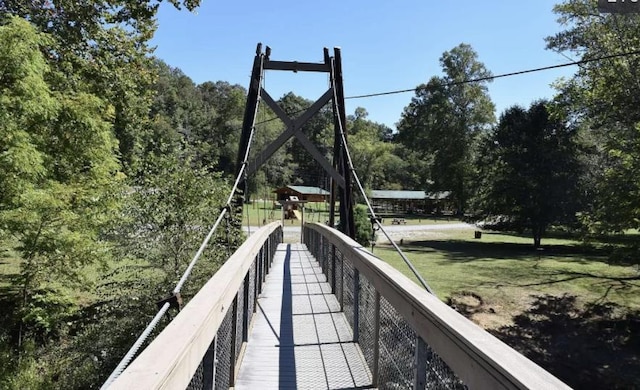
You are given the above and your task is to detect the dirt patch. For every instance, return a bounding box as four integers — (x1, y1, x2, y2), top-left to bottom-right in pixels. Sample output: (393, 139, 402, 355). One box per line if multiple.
(447, 291, 484, 313)
(446, 291, 504, 329)
(449, 292, 640, 389)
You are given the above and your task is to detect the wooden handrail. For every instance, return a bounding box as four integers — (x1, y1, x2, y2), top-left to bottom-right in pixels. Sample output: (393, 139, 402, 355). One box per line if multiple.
(305, 222, 571, 390)
(109, 221, 282, 390)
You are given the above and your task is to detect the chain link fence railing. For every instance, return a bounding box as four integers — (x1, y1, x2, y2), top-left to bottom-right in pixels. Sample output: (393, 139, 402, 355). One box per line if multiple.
(303, 223, 571, 390)
(305, 225, 466, 390)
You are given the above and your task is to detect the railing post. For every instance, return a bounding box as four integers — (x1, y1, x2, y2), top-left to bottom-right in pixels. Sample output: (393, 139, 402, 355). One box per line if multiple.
(353, 269, 360, 342)
(340, 251, 344, 311)
(266, 238, 270, 274)
(229, 296, 238, 387)
(331, 245, 336, 294)
(323, 239, 328, 276)
(253, 253, 259, 313)
(257, 248, 263, 294)
(373, 291, 380, 387)
(242, 272, 250, 342)
(413, 337, 427, 389)
(202, 336, 217, 390)
(319, 236, 323, 272)
(262, 246, 267, 282)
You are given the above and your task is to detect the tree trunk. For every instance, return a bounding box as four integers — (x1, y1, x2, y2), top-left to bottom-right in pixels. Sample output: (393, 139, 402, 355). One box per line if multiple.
(533, 235, 542, 249)
(533, 224, 544, 248)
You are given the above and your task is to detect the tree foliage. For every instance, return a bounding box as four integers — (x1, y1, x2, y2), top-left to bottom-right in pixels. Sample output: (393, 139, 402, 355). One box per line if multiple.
(0, 7, 248, 389)
(0, 17, 122, 351)
(475, 101, 581, 247)
(546, 0, 640, 232)
(347, 108, 397, 191)
(397, 44, 495, 211)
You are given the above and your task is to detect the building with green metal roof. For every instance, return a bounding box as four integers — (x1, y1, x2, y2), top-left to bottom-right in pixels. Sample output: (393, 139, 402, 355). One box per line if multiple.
(370, 190, 452, 214)
(274, 185, 330, 202)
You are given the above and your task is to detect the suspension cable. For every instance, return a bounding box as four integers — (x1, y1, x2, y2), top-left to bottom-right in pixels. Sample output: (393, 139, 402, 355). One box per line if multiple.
(330, 65, 434, 294)
(100, 303, 171, 389)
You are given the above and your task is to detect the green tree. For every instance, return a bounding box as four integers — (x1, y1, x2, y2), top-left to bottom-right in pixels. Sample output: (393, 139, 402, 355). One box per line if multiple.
(197, 81, 247, 174)
(476, 101, 581, 248)
(0, 17, 122, 359)
(397, 44, 495, 211)
(546, 0, 640, 232)
(1, 0, 201, 173)
(347, 108, 397, 190)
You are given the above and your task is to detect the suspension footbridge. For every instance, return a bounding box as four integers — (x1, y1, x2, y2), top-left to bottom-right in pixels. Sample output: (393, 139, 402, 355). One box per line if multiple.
(101, 45, 571, 390)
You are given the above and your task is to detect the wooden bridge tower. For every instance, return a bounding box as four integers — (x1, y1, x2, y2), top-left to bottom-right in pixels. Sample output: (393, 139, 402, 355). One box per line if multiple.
(235, 44, 356, 239)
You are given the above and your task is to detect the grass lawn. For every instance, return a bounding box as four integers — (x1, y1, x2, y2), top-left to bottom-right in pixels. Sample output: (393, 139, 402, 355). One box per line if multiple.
(241, 202, 460, 227)
(374, 228, 640, 389)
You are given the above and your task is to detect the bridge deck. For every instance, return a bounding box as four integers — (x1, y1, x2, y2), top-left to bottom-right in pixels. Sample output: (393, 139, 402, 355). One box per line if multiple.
(235, 243, 373, 389)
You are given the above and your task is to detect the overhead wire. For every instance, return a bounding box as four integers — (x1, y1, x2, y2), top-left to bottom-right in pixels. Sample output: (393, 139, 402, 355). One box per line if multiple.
(344, 49, 640, 100)
(253, 49, 640, 128)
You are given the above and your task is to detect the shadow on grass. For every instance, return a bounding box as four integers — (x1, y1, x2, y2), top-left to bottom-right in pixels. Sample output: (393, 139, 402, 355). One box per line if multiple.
(0, 281, 19, 343)
(489, 294, 640, 389)
(490, 228, 640, 246)
(400, 238, 607, 264)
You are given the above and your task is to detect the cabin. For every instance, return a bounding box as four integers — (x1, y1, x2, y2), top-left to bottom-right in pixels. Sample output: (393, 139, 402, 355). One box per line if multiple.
(273, 185, 330, 203)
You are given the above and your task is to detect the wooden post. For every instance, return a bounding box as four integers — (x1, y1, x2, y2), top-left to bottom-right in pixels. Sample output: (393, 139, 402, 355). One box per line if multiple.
(353, 269, 360, 342)
(373, 292, 381, 387)
(202, 337, 217, 390)
(331, 245, 336, 294)
(413, 337, 427, 389)
(253, 251, 259, 313)
(229, 297, 238, 387)
(340, 251, 345, 311)
(242, 273, 250, 342)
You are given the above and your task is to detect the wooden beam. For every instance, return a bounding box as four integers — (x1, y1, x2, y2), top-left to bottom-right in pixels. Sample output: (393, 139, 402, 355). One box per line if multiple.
(260, 89, 293, 128)
(264, 60, 331, 73)
(246, 89, 333, 177)
(293, 88, 333, 131)
(293, 130, 346, 188)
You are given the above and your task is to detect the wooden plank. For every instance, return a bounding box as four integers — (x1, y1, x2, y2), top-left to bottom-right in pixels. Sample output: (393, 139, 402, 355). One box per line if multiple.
(235, 243, 372, 389)
(264, 60, 331, 73)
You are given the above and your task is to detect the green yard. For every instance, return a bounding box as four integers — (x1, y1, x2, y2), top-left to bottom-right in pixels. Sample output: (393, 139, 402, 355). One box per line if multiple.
(374, 228, 640, 389)
(376, 230, 640, 318)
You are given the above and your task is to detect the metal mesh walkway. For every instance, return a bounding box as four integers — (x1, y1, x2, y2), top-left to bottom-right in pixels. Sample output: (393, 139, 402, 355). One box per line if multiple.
(235, 243, 373, 389)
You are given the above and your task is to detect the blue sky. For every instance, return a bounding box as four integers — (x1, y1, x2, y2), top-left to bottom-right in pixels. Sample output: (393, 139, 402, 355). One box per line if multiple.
(151, 0, 575, 130)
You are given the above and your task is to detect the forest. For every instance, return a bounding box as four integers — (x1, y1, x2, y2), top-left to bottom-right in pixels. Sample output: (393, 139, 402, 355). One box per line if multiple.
(1, 0, 640, 387)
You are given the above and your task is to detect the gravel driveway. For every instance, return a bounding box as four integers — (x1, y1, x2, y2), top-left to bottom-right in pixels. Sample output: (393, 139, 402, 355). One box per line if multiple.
(244, 222, 476, 244)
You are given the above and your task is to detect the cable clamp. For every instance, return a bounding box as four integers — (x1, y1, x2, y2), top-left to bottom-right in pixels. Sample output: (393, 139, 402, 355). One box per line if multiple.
(156, 292, 182, 310)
